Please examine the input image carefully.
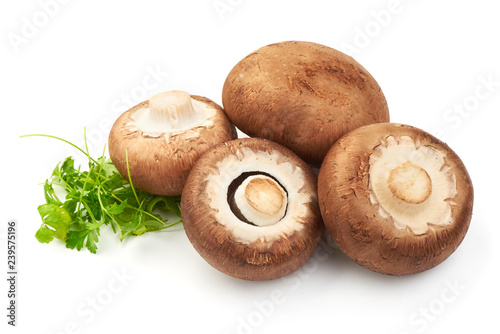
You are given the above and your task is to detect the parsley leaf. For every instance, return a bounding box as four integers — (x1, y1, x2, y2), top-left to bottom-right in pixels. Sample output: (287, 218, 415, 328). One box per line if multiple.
(37, 204, 72, 240)
(106, 200, 128, 215)
(66, 230, 99, 254)
(35, 225, 56, 244)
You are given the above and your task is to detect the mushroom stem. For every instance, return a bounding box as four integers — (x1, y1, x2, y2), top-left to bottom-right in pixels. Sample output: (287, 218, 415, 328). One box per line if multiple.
(387, 161, 432, 204)
(148, 90, 200, 130)
(233, 175, 288, 227)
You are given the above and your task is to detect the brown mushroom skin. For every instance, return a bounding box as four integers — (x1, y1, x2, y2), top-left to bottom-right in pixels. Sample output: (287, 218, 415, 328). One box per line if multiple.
(318, 123, 474, 276)
(222, 41, 390, 166)
(108, 95, 237, 196)
(181, 138, 324, 280)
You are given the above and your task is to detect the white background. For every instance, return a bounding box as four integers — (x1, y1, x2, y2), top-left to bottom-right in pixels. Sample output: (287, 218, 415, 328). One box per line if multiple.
(1, 1, 499, 333)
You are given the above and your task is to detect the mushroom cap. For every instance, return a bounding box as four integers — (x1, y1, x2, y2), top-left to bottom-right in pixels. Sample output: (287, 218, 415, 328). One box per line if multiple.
(318, 123, 474, 276)
(181, 138, 324, 280)
(108, 94, 237, 196)
(222, 40, 390, 166)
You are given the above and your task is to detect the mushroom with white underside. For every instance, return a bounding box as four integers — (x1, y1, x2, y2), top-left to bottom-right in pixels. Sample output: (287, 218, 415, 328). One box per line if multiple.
(181, 138, 324, 280)
(318, 123, 474, 276)
(108, 90, 237, 196)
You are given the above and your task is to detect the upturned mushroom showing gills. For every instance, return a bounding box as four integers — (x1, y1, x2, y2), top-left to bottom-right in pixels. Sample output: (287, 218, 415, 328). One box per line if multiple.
(222, 40, 390, 166)
(181, 138, 324, 280)
(108, 90, 237, 196)
(318, 123, 474, 276)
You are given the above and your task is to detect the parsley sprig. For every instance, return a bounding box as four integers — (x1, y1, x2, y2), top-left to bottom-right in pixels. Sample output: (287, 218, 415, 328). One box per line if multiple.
(21, 131, 182, 254)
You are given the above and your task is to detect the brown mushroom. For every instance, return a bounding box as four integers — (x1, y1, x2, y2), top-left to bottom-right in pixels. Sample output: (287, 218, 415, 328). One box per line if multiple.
(108, 90, 237, 196)
(181, 138, 324, 280)
(318, 123, 474, 276)
(222, 40, 390, 166)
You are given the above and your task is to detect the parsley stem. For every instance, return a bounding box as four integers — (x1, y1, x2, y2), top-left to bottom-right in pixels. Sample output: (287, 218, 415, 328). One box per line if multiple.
(125, 204, 166, 225)
(20, 133, 99, 165)
(162, 219, 182, 229)
(95, 144, 107, 181)
(84, 127, 91, 163)
(97, 185, 121, 232)
(81, 200, 99, 226)
(125, 148, 140, 205)
(77, 164, 93, 214)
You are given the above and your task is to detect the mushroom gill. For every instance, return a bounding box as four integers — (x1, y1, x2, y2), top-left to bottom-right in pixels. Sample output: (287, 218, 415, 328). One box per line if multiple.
(368, 135, 457, 235)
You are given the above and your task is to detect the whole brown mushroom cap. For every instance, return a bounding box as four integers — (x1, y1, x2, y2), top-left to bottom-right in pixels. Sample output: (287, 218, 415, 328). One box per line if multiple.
(222, 40, 390, 166)
(181, 138, 324, 280)
(109, 91, 237, 196)
(318, 123, 474, 276)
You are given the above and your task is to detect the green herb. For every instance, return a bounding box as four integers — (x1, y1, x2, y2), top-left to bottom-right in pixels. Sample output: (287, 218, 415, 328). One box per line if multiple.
(21, 130, 182, 254)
